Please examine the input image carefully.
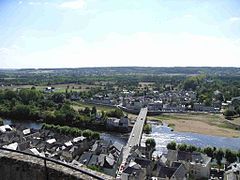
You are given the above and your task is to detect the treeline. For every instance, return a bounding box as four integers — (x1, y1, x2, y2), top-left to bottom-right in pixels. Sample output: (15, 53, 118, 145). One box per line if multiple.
(42, 123, 100, 140)
(167, 141, 240, 166)
(0, 88, 126, 132)
(0, 89, 43, 120)
(182, 75, 240, 106)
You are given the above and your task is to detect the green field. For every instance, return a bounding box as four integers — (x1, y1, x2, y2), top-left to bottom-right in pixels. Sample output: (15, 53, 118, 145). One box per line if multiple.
(72, 102, 117, 113)
(0, 83, 103, 93)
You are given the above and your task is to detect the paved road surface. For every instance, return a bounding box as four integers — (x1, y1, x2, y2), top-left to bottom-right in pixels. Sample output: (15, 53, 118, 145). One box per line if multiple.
(116, 107, 148, 179)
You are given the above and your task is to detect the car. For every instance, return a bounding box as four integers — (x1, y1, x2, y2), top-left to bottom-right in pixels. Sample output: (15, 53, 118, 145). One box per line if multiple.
(132, 134, 135, 137)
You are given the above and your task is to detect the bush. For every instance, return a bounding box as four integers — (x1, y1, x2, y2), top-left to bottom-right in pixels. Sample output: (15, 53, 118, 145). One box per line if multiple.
(224, 109, 236, 118)
(42, 123, 82, 137)
(106, 109, 124, 118)
(177, 143, 187, 151)
(143, 124, 152, 134)
(145, 138, 156, 149)
(167, 141, 176, 150)
(225, 149, 237, 164)
(186, 145, 197, 152)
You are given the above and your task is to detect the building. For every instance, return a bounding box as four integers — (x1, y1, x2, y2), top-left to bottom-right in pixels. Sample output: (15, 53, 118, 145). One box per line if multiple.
(224, 163, 240, 180)
(166, 150, 211, 179)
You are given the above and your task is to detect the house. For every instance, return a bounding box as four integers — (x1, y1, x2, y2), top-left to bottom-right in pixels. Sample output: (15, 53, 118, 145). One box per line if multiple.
(0, 125, 13, 133)
(110, 142, 123, 154)
(91, 140, 111, 155)
(62, 145, 82, 161)
(3, 142, 18, 150)
(0, 131, 18, 144)
(224, 162, 240, 180)
(107, 118, 120, 128)
(193, 103, 219, 112)
(45, 87, 55, 93)
(121, 160, 146, 180)
(166, 150, 211, 179)
(134, 157, 152, 177)
(98, 154, 115, 169)
(79, 152, 93, 165)
(88, 154, 99, 167)
(17, 141, 30, 151)
(119, 116, 129, 128)
(22, 128, 31, 136)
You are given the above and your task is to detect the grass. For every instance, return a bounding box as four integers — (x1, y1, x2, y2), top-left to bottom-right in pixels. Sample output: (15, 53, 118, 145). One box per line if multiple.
(72, 101, 117, 112)
(230, 117, 240, 126)
(0, 83, 103, 93)
(168, 123, 175, 128)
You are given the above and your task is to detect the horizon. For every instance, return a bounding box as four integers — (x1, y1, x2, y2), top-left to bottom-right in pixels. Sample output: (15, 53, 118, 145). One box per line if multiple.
(0, 0, 240, 68)
(1, 66, 240, 71)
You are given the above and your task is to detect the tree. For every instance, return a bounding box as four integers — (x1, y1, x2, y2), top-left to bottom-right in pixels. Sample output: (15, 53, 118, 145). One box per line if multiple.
(203, 147, 214, 158)
(237, 150, 240, 162)
(83, 129, 93, 139)
(4, 89, 17, 100)
(145, 138, 156, 149)
(236, 106, 240, 116)
(167, 141, 176, 150)
(215, 148, 224, 168)
(92, 132, 100, 140)
(143, 124, 152, 134)
(186, 145, 197, 152)
(19, 89, 42, 104)
(101, 110, 107, 120)
(225, 149, 237, 164)
(106, 109, 124, 118)
(91, 106, 97, 116)
(52, 93, 65, 103)
(177, 144, 187, 151)
(83, 107, 91, 116)
(224, 109, 235, 118)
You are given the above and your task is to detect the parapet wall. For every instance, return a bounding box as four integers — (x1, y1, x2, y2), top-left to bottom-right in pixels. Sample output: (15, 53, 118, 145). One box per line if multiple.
(0, 150, 113, 180)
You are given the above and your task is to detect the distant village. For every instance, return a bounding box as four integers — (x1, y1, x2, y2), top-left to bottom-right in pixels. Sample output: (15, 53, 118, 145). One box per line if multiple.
(82, 88, 238, 114)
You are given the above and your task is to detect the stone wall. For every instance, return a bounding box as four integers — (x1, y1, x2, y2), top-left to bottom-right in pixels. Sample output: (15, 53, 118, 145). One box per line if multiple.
(0, 150, 113, 180)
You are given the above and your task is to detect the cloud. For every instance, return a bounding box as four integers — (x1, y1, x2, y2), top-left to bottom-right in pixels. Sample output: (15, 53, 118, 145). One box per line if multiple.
(0, 48, 11, 55)
(4, 32, 239, 68)
(183, 14, 193, 18)
(229, 17, 240, 22)
(59, 0, 85, 10)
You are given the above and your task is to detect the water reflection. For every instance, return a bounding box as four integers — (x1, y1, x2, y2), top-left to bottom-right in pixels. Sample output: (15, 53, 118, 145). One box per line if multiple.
(3, 119, 128, 146)
(142, 124, 240, 156)
(3, 119, 43, 130)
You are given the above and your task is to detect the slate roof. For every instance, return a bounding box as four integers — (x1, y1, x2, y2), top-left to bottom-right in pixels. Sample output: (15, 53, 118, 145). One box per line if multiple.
(88, 155, 98, 166)
(134, 157, 151, 168)
(112, 141, 123, 152)
(79, 152, 93, 165)
(158, 166, 176, 178)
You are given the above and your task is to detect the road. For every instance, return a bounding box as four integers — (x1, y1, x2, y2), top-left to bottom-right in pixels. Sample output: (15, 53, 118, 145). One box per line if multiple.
(116, 107, 148, 179)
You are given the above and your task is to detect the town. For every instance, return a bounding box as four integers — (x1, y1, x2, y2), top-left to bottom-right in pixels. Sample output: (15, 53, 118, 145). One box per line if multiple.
(0, 69, 240, 180)
(1, 104, 240, 180)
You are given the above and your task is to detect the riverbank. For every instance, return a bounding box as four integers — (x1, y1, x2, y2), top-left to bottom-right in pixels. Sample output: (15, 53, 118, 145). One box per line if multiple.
(148, 113, 240, 138)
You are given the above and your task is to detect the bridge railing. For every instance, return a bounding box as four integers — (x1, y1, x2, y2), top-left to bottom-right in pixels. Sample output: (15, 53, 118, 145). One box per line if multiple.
(0, 147, 106, 180)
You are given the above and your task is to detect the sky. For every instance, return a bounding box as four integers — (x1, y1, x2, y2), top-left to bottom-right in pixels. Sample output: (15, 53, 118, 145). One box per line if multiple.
(0, 0, 240, 68)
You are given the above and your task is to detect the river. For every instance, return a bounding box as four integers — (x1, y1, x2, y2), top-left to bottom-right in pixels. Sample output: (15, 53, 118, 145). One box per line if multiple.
(142, 124, 240, 156)
(2, 119, 128, 146)
(3, 119, 240, 155)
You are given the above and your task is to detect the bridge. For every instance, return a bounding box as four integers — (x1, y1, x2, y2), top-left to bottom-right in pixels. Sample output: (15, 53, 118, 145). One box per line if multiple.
(117, 107, 148, 178)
